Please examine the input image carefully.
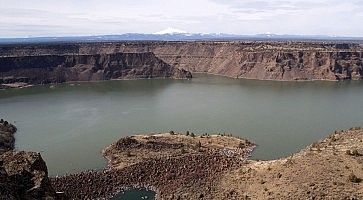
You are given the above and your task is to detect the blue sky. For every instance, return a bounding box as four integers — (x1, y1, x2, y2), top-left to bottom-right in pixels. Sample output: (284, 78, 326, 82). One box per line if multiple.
(0, 0, 362, 37)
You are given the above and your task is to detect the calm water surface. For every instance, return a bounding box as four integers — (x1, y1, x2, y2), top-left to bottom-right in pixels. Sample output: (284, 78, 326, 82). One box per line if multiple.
(1, 74, 363, 176)
(112, 189, 155, 200)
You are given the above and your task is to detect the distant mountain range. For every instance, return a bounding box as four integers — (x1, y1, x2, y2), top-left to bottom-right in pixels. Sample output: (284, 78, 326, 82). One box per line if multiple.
(1, 32, 362, 44)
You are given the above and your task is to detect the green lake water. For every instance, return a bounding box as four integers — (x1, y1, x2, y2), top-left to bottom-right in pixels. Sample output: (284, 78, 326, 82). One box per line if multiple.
(112, 189, 155, 200)
(1, 74, 363, 176)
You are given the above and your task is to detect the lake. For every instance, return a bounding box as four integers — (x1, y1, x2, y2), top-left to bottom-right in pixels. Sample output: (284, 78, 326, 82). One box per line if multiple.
(1, 74, 363, 176)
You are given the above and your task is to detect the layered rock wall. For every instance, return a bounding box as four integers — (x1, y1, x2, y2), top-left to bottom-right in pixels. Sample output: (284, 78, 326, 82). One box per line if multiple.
(0, 52, 192, 86)
(1, 41, 362, 81)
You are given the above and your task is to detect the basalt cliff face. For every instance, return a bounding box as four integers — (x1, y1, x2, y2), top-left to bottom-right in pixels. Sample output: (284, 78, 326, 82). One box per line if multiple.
(0, 119, 17, 154)
(0, 121, 57, 200)
(0, 52, 192, 87)
(150, 42, 363, 80)
(1, 41, 362, 81)
(0, 151, 57, 200)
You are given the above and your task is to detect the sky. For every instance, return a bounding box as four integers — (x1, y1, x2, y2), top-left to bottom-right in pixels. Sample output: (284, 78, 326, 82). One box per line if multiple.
(0, 0, 362, 38)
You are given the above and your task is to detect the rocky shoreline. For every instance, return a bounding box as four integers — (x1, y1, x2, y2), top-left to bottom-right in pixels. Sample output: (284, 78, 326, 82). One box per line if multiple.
(1, 119, 363, 199)
(51, 132, 256, 199)
(50, 129, 363, 199)
(216, 128, 363, 199)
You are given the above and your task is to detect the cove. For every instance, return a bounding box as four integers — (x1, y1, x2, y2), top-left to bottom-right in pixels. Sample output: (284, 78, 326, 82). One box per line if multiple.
(1, 74, 363, 176)
(112, 188, 156, 200)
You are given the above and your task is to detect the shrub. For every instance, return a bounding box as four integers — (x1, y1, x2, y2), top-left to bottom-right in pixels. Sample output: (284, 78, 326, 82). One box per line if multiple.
(190, 132, 195, 137)
(239, 167, 251, 174)
(351, 149, 360, 156)
(285, 155, 294, 166)
(346, 149, 361, 156)
(196, 141, 202, 148)
(311, 142, 319, 148)
(186, 131, 190, 136)
(125, 151, 132, 157)
(348, 173, 361, 183)
(238, 142, 245, 149)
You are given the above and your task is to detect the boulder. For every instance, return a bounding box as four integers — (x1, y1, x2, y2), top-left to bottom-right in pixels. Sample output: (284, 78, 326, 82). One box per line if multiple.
(0, 151, 56, 199)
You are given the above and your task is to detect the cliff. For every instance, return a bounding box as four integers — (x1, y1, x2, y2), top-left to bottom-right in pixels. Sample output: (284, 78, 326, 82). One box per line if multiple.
(150, 42, 363, 80)
(0, 52, 192, 87)
(1, 41, 362, 81)
(0, 119, 17, 154)
(0, 120, 58, 200)
(0, 151, 57, 199)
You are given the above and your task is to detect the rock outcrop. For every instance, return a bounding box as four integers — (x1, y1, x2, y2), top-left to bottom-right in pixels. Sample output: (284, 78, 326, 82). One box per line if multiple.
(0, 119, 17, 154)
(1, 41, 362, 81)
(0, 151, 57, 200)
(0, 120, 58, 200)
(0, 52, 192, 87)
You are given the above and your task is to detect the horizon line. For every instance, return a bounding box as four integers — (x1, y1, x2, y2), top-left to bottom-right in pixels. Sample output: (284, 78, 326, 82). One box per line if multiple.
(1, 33, 363, 40)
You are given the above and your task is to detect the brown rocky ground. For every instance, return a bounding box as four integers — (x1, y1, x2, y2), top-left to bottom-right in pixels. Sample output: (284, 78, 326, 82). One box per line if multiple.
(52, 132, 255, 199)
(216, 128, 363, 200)
(103, 132, 253, 169)
(52, 129, 363, 199)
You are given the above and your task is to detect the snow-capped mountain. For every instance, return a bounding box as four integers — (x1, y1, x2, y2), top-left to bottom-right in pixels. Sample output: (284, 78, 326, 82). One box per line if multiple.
(154, 28, 188, 35)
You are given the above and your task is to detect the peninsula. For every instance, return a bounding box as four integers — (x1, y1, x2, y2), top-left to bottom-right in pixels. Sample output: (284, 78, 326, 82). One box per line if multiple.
(1, 119, 363, 199)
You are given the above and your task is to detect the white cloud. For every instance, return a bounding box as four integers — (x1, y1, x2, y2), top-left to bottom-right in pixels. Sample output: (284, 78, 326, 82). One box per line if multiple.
(0, 0, 362, 37)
